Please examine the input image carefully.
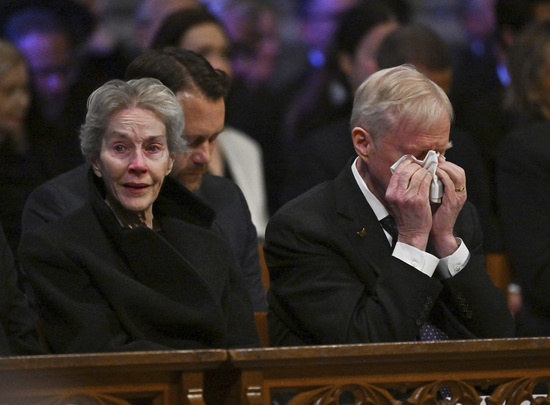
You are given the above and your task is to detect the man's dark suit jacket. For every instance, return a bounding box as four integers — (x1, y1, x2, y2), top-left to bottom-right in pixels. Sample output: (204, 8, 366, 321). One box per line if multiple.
(19, 173, 260, 353)
(22, 164, 266, 312)
(264, 162, 515, 346)
(497, 120, 550, 337)
(0, 222, 43, 355)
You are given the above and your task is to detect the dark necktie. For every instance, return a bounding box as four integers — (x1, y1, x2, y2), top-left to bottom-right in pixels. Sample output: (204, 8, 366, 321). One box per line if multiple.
(380, 215, 398, 247)
(418, 322, 452, 398)
(418, 322, 448, 341)
(380, 216, 449, 341)
(380, 216, 449, 342)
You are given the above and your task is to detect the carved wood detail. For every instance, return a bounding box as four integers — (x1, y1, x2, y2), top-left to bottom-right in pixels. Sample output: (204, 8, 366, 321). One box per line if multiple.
(286, 383, 401, 405)
(486, 377, 550, 405)
(267, 378, 550, 405)
(406, 380, 482, 405)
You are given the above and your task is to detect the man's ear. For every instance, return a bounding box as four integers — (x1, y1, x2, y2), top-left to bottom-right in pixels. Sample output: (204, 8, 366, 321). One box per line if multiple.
(91, 157, 102, 178)
(352, 126, 372, 160)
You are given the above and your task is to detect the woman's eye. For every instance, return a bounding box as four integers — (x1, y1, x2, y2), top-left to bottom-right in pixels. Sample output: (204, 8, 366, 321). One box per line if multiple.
(147, 145, 160, 153)
(114, 145, 126, 152)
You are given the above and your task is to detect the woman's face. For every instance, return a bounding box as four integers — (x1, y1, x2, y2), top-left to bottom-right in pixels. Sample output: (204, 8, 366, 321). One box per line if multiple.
(179, 22, 232, 76)
(0, 62, 30, 135)
(91, 107, 174, 218)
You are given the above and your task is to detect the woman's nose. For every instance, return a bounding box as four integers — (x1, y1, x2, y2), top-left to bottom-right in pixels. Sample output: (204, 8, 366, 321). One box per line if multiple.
(129, 150, 147, 172)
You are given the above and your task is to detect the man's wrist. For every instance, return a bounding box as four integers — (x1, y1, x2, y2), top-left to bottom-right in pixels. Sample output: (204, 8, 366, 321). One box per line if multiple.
(433, 234, 460, 257)
(398, 234, 429, 252)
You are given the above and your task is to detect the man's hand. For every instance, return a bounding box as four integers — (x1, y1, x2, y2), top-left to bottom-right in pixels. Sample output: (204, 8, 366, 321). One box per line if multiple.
(385, 156, 467, 257)
(430, 157, 467, 256)
(385, 157, 433, 251)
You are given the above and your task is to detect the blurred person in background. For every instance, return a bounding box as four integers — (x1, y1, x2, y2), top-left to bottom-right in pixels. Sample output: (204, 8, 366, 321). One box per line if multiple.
(296, 0, 360, 71)
(70, 0, 137, 83)
(210, 0, 307, 216)
(0, 40, 37, 258)
(451, 0, 550, 211)
(134, 0, 200, 49)
(497, 21, 550, 334)
(2, 2, 98, 179)
(278, 0, 399, 211)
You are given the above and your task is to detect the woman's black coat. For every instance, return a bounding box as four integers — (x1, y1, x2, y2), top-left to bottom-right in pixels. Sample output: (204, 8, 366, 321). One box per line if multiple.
(19, 172, 260, 353)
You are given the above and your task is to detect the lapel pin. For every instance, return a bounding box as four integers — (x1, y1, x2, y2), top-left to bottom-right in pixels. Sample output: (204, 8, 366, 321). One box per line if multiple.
(357, 228, 367, 237)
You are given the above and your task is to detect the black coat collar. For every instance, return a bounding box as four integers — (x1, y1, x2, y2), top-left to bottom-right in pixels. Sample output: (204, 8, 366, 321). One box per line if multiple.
(87, 168, 216, 233)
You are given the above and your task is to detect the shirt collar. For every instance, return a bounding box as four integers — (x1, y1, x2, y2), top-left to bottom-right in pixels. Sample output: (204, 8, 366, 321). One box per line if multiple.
(350, 157, 389, 221)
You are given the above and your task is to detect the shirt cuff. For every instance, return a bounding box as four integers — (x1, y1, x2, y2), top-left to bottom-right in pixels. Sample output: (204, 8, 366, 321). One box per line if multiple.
(437, 238, 470, 279)
(393, 242, 439, 277)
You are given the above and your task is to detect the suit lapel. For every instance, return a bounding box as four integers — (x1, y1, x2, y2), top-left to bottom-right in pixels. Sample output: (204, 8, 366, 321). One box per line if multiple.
(333, 164, 393, 276)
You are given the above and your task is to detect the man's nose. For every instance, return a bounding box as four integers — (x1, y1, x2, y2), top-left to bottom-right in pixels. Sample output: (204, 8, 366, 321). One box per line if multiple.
(194, 142, 212, 164)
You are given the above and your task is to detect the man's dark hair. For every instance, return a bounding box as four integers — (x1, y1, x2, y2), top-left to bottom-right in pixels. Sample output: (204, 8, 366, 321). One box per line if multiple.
(333, 1, 397, 58)
(376, 24, 452, 71)
(124, 47, 230, 101)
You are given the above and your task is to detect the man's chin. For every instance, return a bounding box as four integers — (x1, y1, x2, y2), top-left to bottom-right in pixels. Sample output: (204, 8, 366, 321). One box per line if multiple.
(169, 171, 204, 193)
(183, 175, 203, 193)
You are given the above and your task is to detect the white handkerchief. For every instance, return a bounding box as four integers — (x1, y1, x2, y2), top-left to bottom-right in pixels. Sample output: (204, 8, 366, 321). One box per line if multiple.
(390, 150, 444, 203)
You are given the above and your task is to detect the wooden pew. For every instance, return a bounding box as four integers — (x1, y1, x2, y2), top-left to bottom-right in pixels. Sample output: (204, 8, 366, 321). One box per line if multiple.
(0, 349, 227, 405)
(227, 337, 550, 405)
(2, 338, 550, 404)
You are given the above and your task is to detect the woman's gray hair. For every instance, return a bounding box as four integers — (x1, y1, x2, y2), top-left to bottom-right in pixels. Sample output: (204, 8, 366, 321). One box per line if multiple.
(80, 78, 187, 161)
(350, 64, 453, 144)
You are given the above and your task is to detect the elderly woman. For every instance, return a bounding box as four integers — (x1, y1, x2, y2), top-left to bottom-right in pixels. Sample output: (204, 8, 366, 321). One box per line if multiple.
(19, 78, 259, 353)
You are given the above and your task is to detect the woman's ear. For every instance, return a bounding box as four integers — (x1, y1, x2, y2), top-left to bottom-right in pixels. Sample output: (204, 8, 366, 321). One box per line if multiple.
(352, 126, 372, 160)
(91, 157, 102, 178)
(166, 155, 175, 175)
